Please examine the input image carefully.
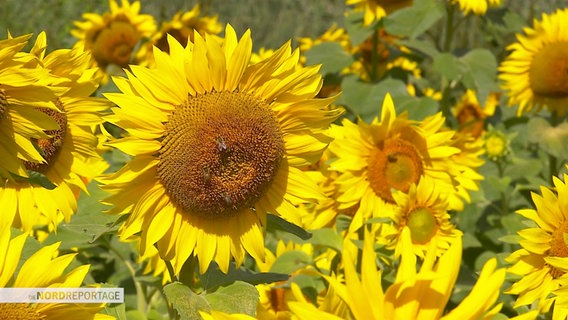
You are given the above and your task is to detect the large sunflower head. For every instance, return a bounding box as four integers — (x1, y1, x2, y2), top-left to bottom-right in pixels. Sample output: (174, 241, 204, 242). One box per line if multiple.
(0, 33, 109, 233)
(0, 225, 112, 319)
(139, 4, 223, 66)
(499, 8, 568, 116)
(100, 25, 342, 275)
(506, 172, 568, 317)
(0, 33, 63, 179)
(327, 94, 467, 233)
(71, 0, 156, 76)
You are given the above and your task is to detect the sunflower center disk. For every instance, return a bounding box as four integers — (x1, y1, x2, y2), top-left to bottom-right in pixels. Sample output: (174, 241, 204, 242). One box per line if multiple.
(548, 221, 568, 278)
(0, 303, 46, 320)
(529, 41, 568, 98)
(406, 207, 438, 244)
(157, 91, 285, 220)
(367, 138, 424, 203)
(24, 101, 67, 174)
(93, 20, 141, 68)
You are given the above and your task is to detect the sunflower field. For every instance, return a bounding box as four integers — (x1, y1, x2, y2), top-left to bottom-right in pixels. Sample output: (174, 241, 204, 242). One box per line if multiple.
(2, 0, 568, 319)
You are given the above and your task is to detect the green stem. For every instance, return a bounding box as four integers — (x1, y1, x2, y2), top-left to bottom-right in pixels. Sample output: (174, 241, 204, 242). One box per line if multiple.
(106, 238, 148, 314)
(443, 4, 455, 52)
(549, 111, 560, 179)
(164, 259, 179, 283)
(369, 28, 380, 82)
(497, 161, 509, 215)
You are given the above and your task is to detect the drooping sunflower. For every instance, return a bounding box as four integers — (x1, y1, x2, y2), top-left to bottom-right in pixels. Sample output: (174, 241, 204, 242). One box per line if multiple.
(506, 172, 568, 318)
(138, 4, 223, 66)
(0, 33, 109, 232)
(71, 0, 156, 79)
(452, 0, 501, 15)
(327, 94, 465, 233)
(452, 89, 498, 138)
(0, 225, 112, 319)
(0, 34, 62, 179)
(381, 177, 462, 259)
(100, 25, 342, 274)
(499, 8, 568, 116)
(321, 228, 506, 320)
(345, 0, 413, 26)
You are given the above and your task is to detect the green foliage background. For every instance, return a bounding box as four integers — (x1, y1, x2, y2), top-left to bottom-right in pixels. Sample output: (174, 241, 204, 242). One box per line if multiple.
(3, 0, 568, 319)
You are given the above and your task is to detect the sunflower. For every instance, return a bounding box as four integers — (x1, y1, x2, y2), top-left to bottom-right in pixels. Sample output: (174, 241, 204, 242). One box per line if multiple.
(297, 23, 352, 66)
(446, 131, 485, 211)
(381, 177, 462, 259)
(505, 172, 568, 318)
(345, 0, 414, 26)
(452, 90, 498, 138)
(499, 8, 568, 116)
(322, 228, 506, 320)
(483, 128, 511, 161)
(0, 224, 112, 319)
(138, 4, 223, 66)
(0, 34, 62, 179)
(452, 0, 502, 15)
(71, 0, 156, 80)
(0, 33, 109, 232)
(100, 24, 342, 275)
(327, 94, 465, 233)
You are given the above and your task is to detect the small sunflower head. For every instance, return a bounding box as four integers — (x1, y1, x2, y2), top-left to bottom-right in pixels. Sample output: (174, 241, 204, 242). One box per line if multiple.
(483, 129, 511, 161)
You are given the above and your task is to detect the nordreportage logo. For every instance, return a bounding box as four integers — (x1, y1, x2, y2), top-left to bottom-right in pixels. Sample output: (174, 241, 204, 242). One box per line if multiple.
(0, 288, 124, 303)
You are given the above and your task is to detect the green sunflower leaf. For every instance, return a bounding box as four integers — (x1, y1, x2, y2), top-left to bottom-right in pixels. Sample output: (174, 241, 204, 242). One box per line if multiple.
(304, 228, 343, 252)
(344, 11, 374, 46)
(304, 42, 355, 76)
(204, 281, 259, 316)
(383, 0, 445, 38)
(27, 171, 57, 190)
(269, 250, 312, 275)
(336, 75, 409, 122)
(459, 48, 499, 102)
(163, 282, 210, 320)
(266, 214, 311, 240)
(200, 262, 289, 291)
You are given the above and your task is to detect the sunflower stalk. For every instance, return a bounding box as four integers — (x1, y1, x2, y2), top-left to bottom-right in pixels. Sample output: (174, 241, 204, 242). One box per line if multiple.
(106, 237, 148, 314)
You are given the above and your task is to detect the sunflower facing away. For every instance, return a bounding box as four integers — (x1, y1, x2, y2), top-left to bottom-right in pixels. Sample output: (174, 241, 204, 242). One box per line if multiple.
(506, 172, 568, 318)
(327, 94, 467, 233)
(345, 0, 413, 26)
(0, 224, 112, 319)
(0, 33, 109, 232)
(0, 34, 62, 179)
(138, 4, 223, 65)
(499, 8, 568, 116)
(100, 24, 342, 275)
(71, 0, 156, 79)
